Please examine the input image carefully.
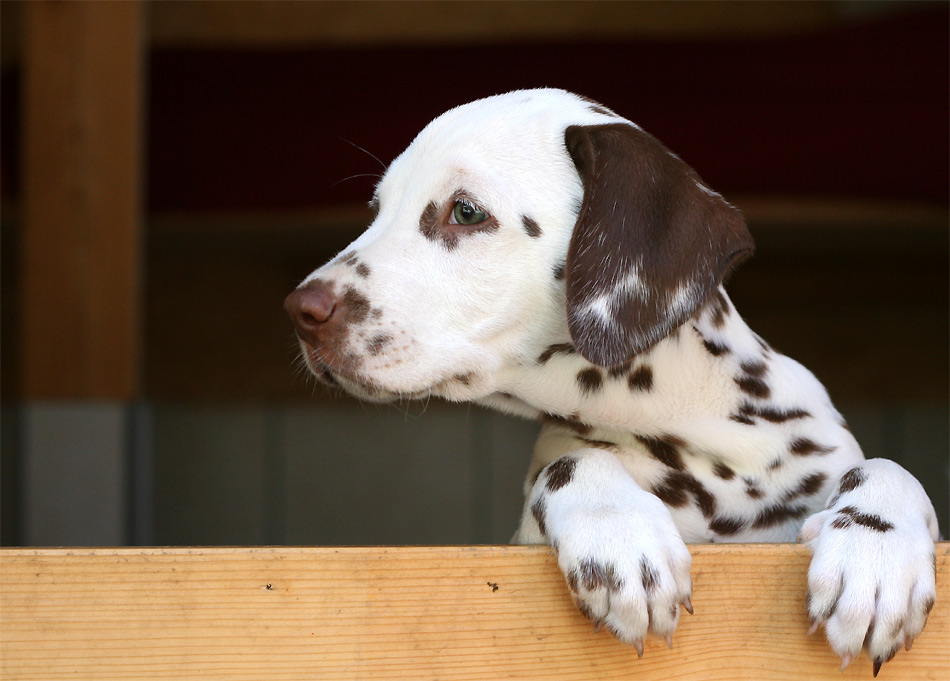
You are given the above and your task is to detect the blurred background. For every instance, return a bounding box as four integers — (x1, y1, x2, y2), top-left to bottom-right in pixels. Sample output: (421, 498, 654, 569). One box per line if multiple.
(0, 1, 946, 547)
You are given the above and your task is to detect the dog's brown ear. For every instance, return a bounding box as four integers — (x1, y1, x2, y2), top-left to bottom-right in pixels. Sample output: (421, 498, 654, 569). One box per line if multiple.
(564, 123, 753, 367)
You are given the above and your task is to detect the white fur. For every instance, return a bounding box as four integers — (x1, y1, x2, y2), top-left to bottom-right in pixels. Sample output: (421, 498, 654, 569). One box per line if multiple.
(289, 88, 938, 670)
(799, 459, 939, 669)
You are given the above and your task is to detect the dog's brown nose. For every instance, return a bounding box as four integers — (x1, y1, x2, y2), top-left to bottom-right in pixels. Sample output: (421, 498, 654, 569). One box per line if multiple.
(284, 279, 338, 346)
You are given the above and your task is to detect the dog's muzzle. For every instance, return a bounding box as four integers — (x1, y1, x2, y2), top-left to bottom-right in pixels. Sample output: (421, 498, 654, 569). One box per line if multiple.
(283, 279, 351, 383)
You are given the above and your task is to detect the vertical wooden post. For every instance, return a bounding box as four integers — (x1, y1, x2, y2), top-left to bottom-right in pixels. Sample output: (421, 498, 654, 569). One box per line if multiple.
(18, 1, 146, 545)
(20, 1, 144, 400)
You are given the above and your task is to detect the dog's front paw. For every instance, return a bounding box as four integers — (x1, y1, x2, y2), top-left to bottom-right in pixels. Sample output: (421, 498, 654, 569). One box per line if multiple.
(558, 527, 693, 656)
(529, 452, 693, 654)
(800, 459, 939, 676)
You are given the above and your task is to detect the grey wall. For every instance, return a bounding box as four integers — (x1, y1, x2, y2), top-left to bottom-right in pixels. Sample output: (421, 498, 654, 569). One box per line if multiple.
(150, 400, 948, 546)
(10, 398, 946, 546)
(152, 401, 539, 546)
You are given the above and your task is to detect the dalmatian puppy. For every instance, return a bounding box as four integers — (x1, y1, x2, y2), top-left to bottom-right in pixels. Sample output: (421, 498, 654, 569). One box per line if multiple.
(284, 89, 939, 675)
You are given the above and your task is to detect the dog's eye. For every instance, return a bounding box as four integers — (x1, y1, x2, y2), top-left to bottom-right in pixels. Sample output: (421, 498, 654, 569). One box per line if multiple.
(451, 200, 488, 226)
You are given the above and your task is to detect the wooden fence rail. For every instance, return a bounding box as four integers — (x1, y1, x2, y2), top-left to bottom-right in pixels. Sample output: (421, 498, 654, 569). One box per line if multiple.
(2, 544, 948, 680)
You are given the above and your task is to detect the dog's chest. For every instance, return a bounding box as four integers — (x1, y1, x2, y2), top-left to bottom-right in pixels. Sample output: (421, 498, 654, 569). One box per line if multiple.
(533, 424, 840, 544)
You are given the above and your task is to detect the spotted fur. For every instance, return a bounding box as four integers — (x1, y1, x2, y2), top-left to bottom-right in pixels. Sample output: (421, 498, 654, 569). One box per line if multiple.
(284, 89, 939, 673)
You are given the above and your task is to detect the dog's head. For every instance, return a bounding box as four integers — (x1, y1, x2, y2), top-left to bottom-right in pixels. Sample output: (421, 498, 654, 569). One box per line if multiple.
(285, 89, 752, 401)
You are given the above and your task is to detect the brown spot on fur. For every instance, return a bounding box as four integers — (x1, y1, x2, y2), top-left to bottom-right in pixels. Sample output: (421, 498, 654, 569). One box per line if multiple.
(708, 291, 731, 329)
(831, 506, 894, 533)
(827, 467, 865, 508)
(454, 373, 473, 385)
(567, 568, 580, 593)
(783, 472, 828, 502)
(652, 479, 689, 508)
(790, 438, 837, 456)
(751, 503, 809, 529)
(577, 367, 604, 394)
(709, 516, 744, 536)
(522, 215, 542, 237)
(740, 359, 768, 377)
(730, 412, 756, 426)
(541, 412, 592, 436)
(653, 471, 716, 518)
(712, 462, 735, 480)
(419, 201, 441, 242)
(531, 497, 547, 537)
(545, 457, 578, 492)
(355, 262, 371, 278)
(581, 438, 620, 452)
(577, 559, 622, 591)
(342, 287, 370, 323)
(640, 557, 659, 594)
(732, 403, 811, 424)
(628, 365, 654, 391)
(838, 467, 867, 494)
(538, 343, 575, 364)
(703, 339, 730, 357)
(689, 478, 716, 518)
(636, 434, 686, 470)
(735, 373, 770, 399)
(366, 334, 392, 356)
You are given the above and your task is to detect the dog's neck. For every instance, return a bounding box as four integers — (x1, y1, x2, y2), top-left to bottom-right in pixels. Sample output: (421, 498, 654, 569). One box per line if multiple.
(482, 288, 768, 435)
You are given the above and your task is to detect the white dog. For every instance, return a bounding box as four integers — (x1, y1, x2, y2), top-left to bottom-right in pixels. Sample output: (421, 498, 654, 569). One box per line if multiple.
(285, 89, 938, 675)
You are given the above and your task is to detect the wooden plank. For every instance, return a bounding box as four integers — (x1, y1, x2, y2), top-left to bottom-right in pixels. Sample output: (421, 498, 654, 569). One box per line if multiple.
(1, 544, 947, 680)
(19, 1, 144, 399)
(149, 1, 837, 47)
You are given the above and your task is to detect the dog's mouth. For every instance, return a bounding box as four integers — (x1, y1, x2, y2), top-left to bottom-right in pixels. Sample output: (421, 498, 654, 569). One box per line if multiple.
(297, 342, 433, 403)
(298, 340, 489, 405)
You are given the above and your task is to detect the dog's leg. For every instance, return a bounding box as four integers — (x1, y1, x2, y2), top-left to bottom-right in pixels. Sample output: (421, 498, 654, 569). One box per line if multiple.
(516, 449, 693, 654)
(799, 458, 939, 676)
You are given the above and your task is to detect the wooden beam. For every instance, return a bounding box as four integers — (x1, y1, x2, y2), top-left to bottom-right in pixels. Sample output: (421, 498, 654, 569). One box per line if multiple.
(19, 1, 144, 399)
(2, 544, 947, 680)
(148, 1, 839, 47)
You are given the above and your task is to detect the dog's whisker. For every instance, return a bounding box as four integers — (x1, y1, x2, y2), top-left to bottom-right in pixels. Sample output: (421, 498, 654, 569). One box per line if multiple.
(329, 172, 384, 190)
(340, 137, 388, 171)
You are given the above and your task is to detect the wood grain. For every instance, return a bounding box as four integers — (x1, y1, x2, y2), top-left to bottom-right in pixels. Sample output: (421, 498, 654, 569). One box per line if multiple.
(2, 544, 947, 680)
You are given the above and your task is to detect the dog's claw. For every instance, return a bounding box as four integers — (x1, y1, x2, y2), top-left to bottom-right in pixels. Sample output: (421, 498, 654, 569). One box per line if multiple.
(839, 653, 852, 672)
(682, 596, 694, 615)
(664, 634, 674, 650)
(807, 619, 820, 636)
(633, 638, 644, 659)
(872, 658, 883, 677)
(904, 636, 914, 652)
